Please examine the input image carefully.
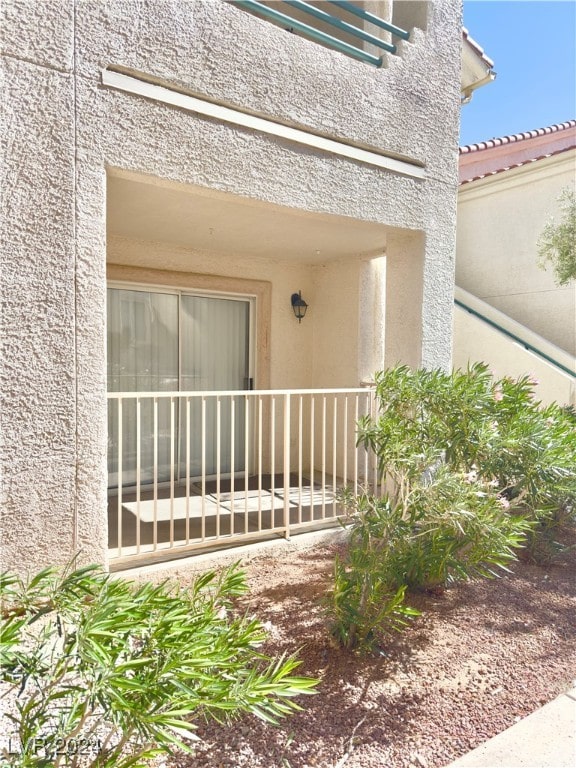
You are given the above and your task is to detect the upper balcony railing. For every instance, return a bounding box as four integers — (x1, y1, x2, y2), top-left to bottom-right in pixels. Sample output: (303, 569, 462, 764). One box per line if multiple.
(231, 0, 410, 67)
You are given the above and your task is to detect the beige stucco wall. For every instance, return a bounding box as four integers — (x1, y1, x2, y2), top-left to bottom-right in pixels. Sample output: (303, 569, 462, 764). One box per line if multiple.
(456, 151, 576, 355)
(1, 0, 462, 574)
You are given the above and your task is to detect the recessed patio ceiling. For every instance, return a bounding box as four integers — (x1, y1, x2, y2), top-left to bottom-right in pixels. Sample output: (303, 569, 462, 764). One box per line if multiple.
(106, 170, 390, 264)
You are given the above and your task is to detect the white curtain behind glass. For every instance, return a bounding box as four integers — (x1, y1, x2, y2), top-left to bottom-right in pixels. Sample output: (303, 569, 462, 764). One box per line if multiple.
(107, 288, 250, 488)
(180, 296, 249, 477)
(180, 295, 249, 390)
(107, 289, 178, 488)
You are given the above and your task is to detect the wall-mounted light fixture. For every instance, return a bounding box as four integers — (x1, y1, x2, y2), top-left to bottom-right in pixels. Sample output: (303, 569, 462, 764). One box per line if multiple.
(291, 291, 308, 323)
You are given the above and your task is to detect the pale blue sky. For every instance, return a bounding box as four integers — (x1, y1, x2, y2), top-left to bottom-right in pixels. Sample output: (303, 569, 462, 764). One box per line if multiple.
(460, 0, 576, 146)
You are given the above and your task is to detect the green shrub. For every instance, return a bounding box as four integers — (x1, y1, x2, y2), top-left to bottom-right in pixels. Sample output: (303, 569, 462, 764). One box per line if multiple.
(326, 470, 530, 650)
(358, 364, 576, 534)
(537, 186, 576, 287)
(328, 493, 419, 651)
(348, 472, 530, 589)
(0, 563, 317, 767)
(327, 363, 575, 651)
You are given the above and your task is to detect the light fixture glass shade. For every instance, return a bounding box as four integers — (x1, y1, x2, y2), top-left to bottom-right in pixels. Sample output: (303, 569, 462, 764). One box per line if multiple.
(291, 291, 308, 323)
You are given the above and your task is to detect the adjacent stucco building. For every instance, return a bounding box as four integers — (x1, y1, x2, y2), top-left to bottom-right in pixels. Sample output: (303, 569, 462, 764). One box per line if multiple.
(454, 120, 576, 405)
(2, 1, 465, 574)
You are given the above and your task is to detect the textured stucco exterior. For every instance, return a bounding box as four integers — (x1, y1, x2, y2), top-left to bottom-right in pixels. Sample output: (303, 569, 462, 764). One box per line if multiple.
(1, 0, 462, 574)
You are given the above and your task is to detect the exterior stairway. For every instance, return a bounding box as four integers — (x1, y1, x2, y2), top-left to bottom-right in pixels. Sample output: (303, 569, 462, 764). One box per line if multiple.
(453, 286, 576, 407)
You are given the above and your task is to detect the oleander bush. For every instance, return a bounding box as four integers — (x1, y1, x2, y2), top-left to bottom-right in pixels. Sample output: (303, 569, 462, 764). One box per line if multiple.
(358, 364, 576, 541)
(327, 364, 575, 651)
(0, 562, 317, 767)
(328, 492, 420, 651)
(327, 470, 530, 651)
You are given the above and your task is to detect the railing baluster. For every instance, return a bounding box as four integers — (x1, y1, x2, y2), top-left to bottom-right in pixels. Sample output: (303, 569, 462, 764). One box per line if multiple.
(331, 1, 410, 40)
(283, 393, 291, 540)
(354, 394, 359, 496)
(257, 395, 263, 532)
(332, 395, 338, 516)
(230, 396, 235, 535)
(343, 394, 348, 489)
(201, 396, 206, 540)
(233, 0, 389, 65)
(309, 395, 315, 518)
(136, 397, 141, 554)
(363, 393, 370, 493)
(284, 0, 398, 53)
(244, 394, 250, 534)
(270, 395, 276, 527)
(321, 395, 327, 519)
(153, 397, 158, 552)
(185, 396, 190, 544)
(372, 391, 379, 494)
(169, 396, 175, 548)
(117, 397, 122, 557)
(216, 395, 221, 538)
(298, 394, 303, 524)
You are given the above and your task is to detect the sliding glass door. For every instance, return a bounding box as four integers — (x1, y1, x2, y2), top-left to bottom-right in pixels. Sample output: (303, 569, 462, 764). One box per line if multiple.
(107, 286, 251, 488)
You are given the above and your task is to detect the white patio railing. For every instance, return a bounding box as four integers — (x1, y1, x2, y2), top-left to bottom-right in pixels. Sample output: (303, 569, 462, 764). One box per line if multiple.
(107, 388, 377, 567)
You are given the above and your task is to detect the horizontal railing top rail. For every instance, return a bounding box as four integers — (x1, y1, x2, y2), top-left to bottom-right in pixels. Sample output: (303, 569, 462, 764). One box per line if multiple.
(108, 387, 374, 399)
(231, 0, 410, 67)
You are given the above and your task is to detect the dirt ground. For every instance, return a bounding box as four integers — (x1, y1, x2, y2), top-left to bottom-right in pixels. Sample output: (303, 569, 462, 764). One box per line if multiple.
(162, 526, 576, 768)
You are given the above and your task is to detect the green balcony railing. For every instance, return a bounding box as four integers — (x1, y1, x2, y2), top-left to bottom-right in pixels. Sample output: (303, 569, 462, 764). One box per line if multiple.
(232, 0, 410, 67)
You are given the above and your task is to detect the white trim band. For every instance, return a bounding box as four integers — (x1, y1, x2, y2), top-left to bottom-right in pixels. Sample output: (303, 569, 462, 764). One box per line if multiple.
(101, 69, 426, 179)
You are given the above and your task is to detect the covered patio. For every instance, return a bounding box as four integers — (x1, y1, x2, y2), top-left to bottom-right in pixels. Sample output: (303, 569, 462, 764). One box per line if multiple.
(105, 170, 424, 568)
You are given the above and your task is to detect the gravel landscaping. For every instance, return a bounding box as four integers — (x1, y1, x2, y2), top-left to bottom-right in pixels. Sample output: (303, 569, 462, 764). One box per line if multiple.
(165, 529, 576, 768)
